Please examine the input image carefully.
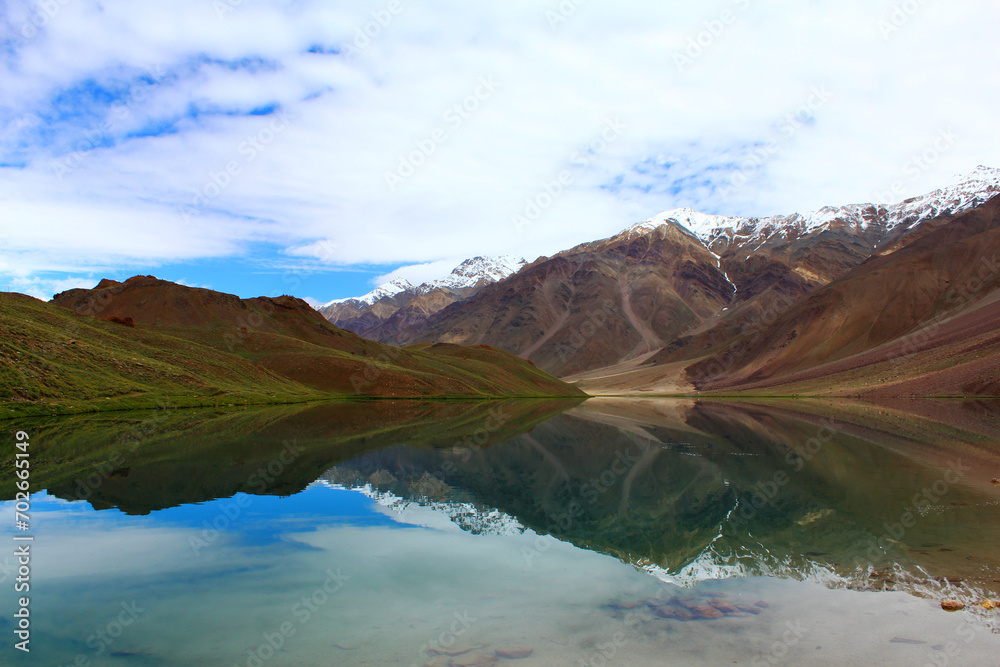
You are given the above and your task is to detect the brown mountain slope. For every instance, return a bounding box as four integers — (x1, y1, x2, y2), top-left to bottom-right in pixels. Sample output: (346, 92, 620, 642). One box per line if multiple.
(49, 277, 584, 399)
(648, 213, 925, 374)
(318, 288, 418, 336)
(686, 195, 1000, 394)
(392, 224, 736, 376)
(389, 219, 899, 378)
(368, 286, 476, 343)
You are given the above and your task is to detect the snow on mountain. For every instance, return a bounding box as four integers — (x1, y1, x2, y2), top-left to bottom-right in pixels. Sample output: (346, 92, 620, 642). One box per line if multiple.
(623, 208, 744, 242)
(417, 256, 527, 294)
(628, 166, 1000, 246)
(320, 277, 416, 309)
(318, 256, 527, 310)
(887, 164, 1000, 230)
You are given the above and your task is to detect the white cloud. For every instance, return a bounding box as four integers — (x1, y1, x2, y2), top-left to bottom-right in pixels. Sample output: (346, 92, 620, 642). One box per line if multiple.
(3, 275, 99, 301)
(2, 0, 999, 295)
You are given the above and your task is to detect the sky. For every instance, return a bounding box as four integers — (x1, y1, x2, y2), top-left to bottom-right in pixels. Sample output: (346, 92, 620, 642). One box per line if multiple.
(1, 0, 999, 303)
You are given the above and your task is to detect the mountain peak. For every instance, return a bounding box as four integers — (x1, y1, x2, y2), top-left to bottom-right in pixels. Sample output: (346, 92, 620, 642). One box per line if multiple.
(618, 208, 741, 243)
(617, 166, 1000, 246)
(417, 256, 527, 294)
(319, 256, 527, 310)
(959, 164, 1000, 181)
(320, 277, 416, 309)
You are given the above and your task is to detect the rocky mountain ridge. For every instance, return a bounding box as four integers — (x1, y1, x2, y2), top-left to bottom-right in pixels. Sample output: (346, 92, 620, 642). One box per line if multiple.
(634, 165, 1000, 252)
(317, 256, 527, 339)
(370, 167, 1000, 396)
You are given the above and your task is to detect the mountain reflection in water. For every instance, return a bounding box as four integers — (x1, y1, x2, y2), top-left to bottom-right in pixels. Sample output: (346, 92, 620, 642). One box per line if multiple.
(323, 398, 1000, 599)
(4, 397, 1000, 665)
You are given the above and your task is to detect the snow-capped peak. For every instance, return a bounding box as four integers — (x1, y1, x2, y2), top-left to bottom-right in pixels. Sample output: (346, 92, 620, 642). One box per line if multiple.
(648, 208, 744, 238)
(887, 165, 1000, 230)
(622, 166, 1000, 246)
(317, 256, 527, 310)
(948, 164, 1000, 187)
(418, 256, 527, 293)
(320, 277, 415, 309)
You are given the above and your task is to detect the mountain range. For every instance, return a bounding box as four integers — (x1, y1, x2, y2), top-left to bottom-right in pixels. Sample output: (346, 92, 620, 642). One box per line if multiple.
(4, 167, 998, 414)
(317, 166, 1000, 397)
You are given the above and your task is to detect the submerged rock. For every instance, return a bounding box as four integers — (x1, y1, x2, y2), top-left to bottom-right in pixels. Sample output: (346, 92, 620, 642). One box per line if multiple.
(618, 594, 773, 622)
(690, 604, 724, 620)
(427, 642, 487, 657)
(651, 605, 696, 621)
(736, 604, 763, 615)
(494, 646, 533, 659)
(707, 599, 741, 614)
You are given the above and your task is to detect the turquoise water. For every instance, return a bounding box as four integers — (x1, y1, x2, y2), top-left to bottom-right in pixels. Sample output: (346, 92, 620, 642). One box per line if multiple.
(2, 399, 1000, 665)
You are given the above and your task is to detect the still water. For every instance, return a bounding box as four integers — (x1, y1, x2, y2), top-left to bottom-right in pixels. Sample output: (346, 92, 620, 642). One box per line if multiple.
(2, 398, 1000, 666)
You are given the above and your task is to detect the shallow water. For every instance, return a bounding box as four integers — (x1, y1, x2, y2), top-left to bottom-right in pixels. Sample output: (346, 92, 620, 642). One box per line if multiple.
(2, 398, 1000, 666)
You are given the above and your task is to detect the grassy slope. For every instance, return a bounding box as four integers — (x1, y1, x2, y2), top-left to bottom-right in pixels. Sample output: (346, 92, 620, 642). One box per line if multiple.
(0, 286, 584, 418)
(48, 277, 584, 401)
(0, 293, 322, 418)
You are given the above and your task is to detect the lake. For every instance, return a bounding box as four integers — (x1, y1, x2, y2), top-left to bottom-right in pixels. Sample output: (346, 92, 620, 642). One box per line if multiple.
(2, 397, 1000, 666)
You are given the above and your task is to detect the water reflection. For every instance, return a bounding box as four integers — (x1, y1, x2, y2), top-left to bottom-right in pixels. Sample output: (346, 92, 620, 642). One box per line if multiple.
(3, 398, 580, 513)
(326, 398, 1000, 597)
(2, 397, 999, 665)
